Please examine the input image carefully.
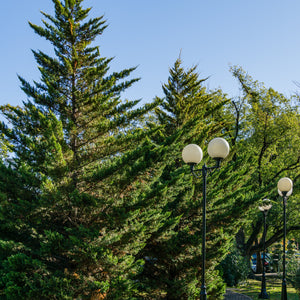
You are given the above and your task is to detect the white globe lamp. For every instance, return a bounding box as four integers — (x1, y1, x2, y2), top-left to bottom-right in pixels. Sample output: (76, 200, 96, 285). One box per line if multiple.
(182, 144, 203, 164)
(207, 137, 230, 159)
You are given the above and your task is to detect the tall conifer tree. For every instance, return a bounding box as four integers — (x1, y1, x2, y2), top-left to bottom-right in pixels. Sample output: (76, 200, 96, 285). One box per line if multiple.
(0, 1, 160, 298)
(133, 58, 241, 299)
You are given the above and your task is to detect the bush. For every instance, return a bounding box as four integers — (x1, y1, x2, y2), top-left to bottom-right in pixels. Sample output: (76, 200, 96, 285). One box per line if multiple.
(0, 253, 74, 299)
(218, 248, 250, 287)
(289, 262, 300, 298)
(294, 267, 300, 297)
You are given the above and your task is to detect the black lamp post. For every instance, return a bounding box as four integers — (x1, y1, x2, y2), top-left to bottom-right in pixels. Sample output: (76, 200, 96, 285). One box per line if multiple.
(182, 138, 230, 300)
(258, 199, 272, 299)
(277, 177, 293, 300)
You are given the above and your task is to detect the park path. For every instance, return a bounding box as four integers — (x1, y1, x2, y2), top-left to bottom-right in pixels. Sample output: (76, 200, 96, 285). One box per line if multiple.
(224, 289, 252, 299)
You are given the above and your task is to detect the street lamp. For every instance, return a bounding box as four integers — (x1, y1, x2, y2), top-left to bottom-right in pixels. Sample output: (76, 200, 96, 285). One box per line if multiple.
(258, 199, 272, 299)
(277, 177, 293, 300)
(182, 137, 230, 300)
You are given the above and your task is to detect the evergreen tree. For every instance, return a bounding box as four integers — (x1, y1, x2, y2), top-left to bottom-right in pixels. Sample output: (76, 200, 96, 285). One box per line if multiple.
(134, 58, 244, 299)
(154, 57, 224, 137)
(0, 1, 160, 298)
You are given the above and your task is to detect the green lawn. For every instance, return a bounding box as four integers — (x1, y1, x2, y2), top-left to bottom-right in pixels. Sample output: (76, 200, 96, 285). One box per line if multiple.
(232, 279, 299, 299)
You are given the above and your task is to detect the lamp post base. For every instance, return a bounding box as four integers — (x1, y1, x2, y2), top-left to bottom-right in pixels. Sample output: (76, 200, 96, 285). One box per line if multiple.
(259, 271, 269, 299)
(281, 281, 287, 300)
(200, 284, 207, 300)
(258, 291, 269, 299)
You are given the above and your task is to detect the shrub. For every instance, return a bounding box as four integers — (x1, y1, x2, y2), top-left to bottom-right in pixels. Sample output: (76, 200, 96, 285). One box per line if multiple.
(288, 262, 300, 298)
(218, 248, 250, 287)
(294, 267, 300, 297)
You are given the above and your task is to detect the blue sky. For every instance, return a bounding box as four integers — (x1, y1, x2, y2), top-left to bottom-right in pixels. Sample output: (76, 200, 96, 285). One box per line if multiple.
(1, 0, 300, 109)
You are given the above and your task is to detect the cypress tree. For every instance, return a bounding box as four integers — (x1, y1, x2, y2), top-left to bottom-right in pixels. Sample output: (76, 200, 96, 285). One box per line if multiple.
(0, 1, 160, 298)
(134, 58, 238, 299)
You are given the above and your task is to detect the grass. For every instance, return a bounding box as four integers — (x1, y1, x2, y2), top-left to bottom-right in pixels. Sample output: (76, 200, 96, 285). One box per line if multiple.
(232, 278, 299, 299)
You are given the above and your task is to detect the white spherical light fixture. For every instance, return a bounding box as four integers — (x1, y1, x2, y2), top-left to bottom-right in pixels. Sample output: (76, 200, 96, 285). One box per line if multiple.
(258, 199, 272, 212)
(207, 137, 230, 159)
(182, 144, 203, 164)
(277, 177, 293, 194)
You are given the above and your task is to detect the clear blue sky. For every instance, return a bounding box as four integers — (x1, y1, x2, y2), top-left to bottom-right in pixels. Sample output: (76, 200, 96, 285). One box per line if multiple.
(1, 0, 300, 109)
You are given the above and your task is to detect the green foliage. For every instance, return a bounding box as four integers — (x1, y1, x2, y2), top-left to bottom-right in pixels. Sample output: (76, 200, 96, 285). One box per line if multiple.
(0, 252, 74, 299)
(0, 0, 298, 298)
(270, 243, 282, 273)
(0, 134, 9, 161)
(286, 242, 300, 294)
(217, 246, 250, 287)
(228, 66, 300, 259)
(131, 58, 234, 299)
(292, 266, 300, 297)
(0, 0, 160, 298)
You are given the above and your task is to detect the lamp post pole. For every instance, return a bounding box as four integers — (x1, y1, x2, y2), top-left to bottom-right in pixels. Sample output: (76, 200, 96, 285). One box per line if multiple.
(199, 161, 220, 298)
(282, 192, 287, 300)
(201, 164, 208, 299)
(260, 210, 268, 298)
(182, 138, 229, 300)
(277, 177, 293, 300)
(258, 199, 272, 299)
